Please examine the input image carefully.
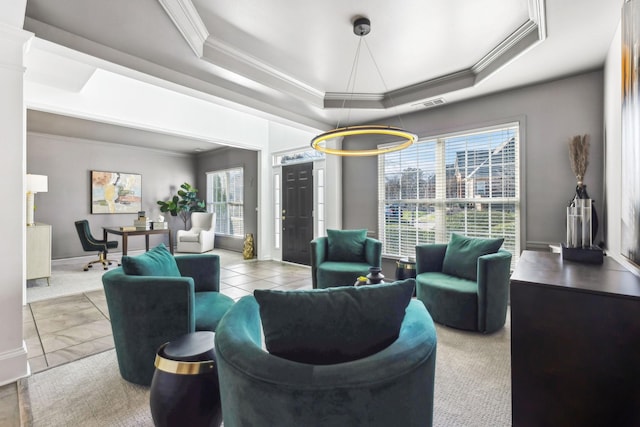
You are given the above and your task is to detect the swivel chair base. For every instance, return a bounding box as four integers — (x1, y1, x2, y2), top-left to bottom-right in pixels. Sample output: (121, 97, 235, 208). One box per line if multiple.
(83, 251, 120, 271)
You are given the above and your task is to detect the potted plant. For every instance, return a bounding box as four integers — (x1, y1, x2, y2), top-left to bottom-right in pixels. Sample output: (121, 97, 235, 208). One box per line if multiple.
(157, 182, 206, 229)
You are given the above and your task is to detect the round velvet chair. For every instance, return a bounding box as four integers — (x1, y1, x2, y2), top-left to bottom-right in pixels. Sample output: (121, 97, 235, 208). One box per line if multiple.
(214, 295, 437, 427)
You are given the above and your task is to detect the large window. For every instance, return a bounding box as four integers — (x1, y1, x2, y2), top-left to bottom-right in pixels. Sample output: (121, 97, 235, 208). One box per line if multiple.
(207, 168, 244, 237)
(378, 123, 520, 267)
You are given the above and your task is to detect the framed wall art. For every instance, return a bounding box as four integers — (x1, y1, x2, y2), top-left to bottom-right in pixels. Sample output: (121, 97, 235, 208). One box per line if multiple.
(91, 170, 142, 214)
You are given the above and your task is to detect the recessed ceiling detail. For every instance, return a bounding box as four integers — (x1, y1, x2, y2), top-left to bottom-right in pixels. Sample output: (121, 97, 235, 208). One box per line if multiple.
(161, 0, 546, 111)
(24, 0, 621, 134)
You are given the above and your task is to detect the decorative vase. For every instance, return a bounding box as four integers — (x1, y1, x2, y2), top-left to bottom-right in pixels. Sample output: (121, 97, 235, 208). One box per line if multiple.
(568, 184, 598, 244)
(366, 267, 385, 285)
(566, 199, 592, 248)
(242, 233, 254, 260)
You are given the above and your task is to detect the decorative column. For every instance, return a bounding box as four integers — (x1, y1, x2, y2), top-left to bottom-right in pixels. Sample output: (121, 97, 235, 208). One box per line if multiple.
(0, 21, 33, 386)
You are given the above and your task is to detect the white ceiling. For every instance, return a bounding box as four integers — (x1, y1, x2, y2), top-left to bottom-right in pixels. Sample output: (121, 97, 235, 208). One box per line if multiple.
(22, 0, 624, 152)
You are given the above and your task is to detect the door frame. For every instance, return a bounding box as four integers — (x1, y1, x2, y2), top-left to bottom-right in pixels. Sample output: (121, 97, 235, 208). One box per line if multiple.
(271, 156, 327, 262)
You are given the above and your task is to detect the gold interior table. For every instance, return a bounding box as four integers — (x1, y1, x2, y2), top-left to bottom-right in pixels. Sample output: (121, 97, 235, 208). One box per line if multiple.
(103, 227, 173, 256)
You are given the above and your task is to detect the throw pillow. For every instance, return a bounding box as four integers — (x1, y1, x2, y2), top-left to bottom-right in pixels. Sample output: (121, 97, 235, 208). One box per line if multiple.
(121, 243, 181, 277)
(326, 229, 367, 262)
(442, 233, 504, 281)
(254, 279, 415, 364)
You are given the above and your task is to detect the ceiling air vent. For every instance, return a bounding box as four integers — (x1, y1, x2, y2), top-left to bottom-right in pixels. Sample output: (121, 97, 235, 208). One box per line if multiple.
(420, 98, 446, 108)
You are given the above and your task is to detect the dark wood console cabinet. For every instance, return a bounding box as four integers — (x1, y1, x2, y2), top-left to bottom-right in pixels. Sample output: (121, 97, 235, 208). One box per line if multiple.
(510, 251, 640, 427)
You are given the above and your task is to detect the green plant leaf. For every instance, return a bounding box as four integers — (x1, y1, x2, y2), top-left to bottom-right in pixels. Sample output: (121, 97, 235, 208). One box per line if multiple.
(156, 182, 206, 228)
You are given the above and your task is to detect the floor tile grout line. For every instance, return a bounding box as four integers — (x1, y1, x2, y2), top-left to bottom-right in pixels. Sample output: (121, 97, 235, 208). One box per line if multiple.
(26, 304, 48, 370)
(26, 258, 312, 373)
(17, 378, 32, 427)
(85, 291, 110, 320)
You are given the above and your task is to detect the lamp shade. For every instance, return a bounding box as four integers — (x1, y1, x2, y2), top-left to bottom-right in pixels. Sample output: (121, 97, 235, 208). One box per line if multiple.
(27, 174, 48, 193)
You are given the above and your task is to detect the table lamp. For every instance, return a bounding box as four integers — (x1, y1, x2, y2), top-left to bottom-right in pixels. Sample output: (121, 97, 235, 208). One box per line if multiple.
(26, 174, 48, 226)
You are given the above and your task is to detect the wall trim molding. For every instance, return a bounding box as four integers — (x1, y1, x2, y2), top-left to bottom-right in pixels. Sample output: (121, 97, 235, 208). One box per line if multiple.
(27, 131, 195, 158)
(0, 341, 29, 387)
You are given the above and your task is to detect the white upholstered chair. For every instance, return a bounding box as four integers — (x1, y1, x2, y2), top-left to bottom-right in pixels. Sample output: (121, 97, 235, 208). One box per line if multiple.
(176, 212, 216, 253)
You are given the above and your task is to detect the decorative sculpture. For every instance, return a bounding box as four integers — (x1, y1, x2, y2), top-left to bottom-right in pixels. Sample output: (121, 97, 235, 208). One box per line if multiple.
(243, 233, 254, 260)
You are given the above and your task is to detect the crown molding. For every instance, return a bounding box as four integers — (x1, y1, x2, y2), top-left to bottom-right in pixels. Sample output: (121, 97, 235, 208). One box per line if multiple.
(158, 0, 209, 58)
(473, 20, 539, 75)
(473, 25, 542, 85)
(528, 0, 547, 40)
(323, 92, 384, 109)
(384, 70, 477, 109)
(202, 36, 324, 106)
(163, 0, 547, 110)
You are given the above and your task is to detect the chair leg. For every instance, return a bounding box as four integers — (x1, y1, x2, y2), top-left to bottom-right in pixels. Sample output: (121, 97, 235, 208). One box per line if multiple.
(102, 251, 121, 267)
(82, 258, 106, 271)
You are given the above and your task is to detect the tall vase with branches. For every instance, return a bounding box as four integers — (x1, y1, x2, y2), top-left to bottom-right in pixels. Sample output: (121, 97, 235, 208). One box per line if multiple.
(568, 135, 598, 242)
(157, 182, 206, 229)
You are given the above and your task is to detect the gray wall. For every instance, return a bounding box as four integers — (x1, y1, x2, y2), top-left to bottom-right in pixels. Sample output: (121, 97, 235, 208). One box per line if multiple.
(196, 147, 258, 253)
(27, 133, 196, 259)
(342, 70, 604, 273)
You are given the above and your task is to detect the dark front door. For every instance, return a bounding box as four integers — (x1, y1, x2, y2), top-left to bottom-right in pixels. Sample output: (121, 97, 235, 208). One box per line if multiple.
(282, 162, 313, 265)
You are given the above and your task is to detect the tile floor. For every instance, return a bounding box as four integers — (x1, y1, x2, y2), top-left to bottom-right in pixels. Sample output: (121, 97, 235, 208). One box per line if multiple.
(23, 259, 312, 375)
(0, 252, 313, 426)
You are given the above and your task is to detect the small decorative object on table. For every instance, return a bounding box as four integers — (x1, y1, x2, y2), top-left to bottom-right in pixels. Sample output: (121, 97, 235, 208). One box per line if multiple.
(567, 134, 599, 242)
(366, 267, 385, 285)
(354, 275, 368, 286)
(151, 214, 167, 230)
(151, 221, 168, 230)
(563, 134, 603, 264)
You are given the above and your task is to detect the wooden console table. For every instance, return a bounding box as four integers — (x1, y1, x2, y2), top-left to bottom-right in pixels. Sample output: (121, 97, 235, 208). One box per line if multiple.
(103, 227, 173, 256)
(510, 250, 640, 426)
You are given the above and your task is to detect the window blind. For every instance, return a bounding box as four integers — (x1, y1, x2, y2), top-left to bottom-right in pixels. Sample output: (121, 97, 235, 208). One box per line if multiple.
(378, 123, 520, 268)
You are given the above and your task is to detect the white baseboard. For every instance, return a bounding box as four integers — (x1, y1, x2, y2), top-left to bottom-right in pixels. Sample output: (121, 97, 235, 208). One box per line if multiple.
(0, 341, 29, 387)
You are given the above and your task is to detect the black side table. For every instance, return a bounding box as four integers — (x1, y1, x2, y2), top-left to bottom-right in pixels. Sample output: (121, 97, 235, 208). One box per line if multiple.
(396, 258, 416, 280)
(150, 331, 222, 427)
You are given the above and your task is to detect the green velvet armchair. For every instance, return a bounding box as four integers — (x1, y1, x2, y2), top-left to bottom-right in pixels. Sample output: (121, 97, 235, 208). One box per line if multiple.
(215, 294, 437, 427)
(415, 234, 512, 333)
(102, 246, 234, 386)
(310, 229, 382, 289)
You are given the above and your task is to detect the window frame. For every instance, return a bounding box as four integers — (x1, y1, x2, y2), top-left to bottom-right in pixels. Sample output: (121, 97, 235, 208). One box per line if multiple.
(206, 167, 244, 237)
(378, 122, 522, 268)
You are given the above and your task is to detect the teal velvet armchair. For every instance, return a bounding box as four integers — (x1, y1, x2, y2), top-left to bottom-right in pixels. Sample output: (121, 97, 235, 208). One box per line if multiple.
(215, 293, 437, 427)
(310, 229, 382, 289)
(415, 234, 512, 333)
(102, 245, 234, 386)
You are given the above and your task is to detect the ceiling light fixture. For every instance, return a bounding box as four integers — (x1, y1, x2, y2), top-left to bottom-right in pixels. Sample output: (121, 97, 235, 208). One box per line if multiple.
(311, 17, 417, 156)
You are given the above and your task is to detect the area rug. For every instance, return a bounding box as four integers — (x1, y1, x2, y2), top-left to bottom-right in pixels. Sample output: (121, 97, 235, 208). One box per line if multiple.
(24, 313, 511, 427)
(25, 349, 152, 426)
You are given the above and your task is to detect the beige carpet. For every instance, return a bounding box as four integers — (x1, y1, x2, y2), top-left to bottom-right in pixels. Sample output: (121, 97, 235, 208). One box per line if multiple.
(433, 319, 511, 426)
(24, 312, 511, 427)
(25, 349, 152, 426)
